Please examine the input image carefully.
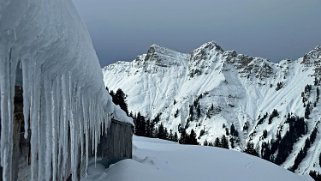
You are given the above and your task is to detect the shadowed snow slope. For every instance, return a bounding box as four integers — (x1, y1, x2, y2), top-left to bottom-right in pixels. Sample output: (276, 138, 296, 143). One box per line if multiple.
(82, 136, 312, 181)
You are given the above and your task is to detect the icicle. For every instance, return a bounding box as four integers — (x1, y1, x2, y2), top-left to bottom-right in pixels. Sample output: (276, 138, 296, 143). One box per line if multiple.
(30, 61, 40, 181)
(78, 89, 84, 175)
(51, 80, 58, 181)
(82, 96, 89, 174)
(37, 70, 46, 181)
(61, 74, 69, 179)
(21, 60, 30, 139)
(44, 78, 52, 181)
(94, 118, 98, 167)
(57, 76, 64, 181)
(69, 74, 77, 181)
(0, 50, 17, 181)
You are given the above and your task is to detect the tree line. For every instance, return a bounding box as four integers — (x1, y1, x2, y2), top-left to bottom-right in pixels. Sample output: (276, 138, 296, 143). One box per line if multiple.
(108, 88, 198, 144)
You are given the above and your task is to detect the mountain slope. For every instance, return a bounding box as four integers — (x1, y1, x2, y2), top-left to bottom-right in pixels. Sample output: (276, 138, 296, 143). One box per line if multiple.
(82, 136, 312, 181)
(103, 42, 321, 176)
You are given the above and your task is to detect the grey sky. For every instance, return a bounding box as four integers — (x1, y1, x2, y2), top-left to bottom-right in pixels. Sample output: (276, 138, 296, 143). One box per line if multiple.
(74, 0, 321, 66)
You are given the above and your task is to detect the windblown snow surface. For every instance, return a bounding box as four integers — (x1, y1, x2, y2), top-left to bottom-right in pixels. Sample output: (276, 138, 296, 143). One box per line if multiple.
(0, 0, 131, 181)
(103, 42, 321, 176)
(82, 136, 312, 181)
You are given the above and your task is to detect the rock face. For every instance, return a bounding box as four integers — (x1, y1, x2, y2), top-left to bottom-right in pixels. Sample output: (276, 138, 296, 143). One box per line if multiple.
(103, 42, 321, 176)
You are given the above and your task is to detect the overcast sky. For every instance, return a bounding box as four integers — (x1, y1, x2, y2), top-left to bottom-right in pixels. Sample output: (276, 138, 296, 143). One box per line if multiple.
(74, 0, 321, 66)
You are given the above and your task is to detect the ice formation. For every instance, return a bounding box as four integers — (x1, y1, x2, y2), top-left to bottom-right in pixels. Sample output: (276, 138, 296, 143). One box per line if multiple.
(0, 0, 131, 180)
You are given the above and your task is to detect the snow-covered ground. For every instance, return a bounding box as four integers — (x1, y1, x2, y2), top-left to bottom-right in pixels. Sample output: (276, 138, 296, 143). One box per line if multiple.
(82, 136, 312, 181)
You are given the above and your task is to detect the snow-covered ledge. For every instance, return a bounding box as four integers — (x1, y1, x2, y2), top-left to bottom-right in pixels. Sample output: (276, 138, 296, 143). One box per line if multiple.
(0, 0, 132, 181)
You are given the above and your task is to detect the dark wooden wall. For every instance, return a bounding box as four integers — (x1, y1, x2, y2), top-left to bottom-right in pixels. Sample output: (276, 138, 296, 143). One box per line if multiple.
(13, 86, 31, 181)
(98, 119, 133, 167)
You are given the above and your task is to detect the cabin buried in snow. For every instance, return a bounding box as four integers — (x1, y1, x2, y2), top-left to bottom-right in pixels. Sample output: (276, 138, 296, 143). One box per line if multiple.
(0, 0, 133, 180)
(0, 72, 133, 180)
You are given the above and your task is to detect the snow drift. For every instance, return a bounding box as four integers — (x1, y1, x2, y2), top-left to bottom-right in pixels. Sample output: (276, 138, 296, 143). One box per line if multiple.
(82, 136, 312, 181)
(0, 0, 131, 181)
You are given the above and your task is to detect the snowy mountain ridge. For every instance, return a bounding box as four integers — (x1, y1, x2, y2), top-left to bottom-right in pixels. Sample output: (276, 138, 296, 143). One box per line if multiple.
(103, 42, 321, 177)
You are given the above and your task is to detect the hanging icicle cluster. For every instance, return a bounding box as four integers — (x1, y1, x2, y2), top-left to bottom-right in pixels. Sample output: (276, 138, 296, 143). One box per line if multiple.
(0, 0, 131, 180)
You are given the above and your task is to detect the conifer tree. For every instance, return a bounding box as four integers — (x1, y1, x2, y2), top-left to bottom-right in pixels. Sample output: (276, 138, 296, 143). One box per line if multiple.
(179, 129, 188, 144)
(134, 112, 141, 135)
(189, 129, 198, 145)
(310, 126, 318, 144)
(173, 132, 178, 142)
(168, 129, 174, 141)
(230, 137, 235, 148)
(115, 89, 129, 115)
(109, 88, 129, 115)
(145, 119, 151, 137)
(244, 142, 258, 156)
(203, 140, 208, 146)
(214, 137, 221, 147)
(157, 123, 166, 139)
(164, 128, 169, 139)
(305, 102, 311, 119)
(261, 142, 271, 161)
(196, 106, 201, 118)
(140, 115, 146, 136)
(134, 112, 146, 136)
(309, 171, 321, 181)
(230, 123, 239, 137)
(221, 135, 229, 149)
(262, 130, 268, 139)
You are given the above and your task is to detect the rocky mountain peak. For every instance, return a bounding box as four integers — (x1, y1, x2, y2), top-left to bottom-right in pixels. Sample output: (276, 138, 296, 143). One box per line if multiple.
(302, 46, 321, 66)
(190, 41, 224, 61)
(142, 44, 190, 67)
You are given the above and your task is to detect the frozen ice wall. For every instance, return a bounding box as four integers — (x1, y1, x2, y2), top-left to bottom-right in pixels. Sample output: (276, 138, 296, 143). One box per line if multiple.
(0, 0, 131, 180)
